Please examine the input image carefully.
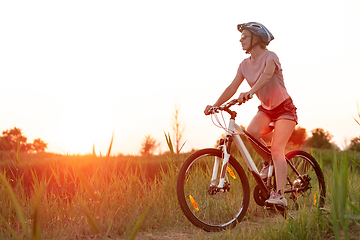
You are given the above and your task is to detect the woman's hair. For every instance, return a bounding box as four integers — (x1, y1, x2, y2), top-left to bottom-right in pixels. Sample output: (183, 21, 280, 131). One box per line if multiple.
(253, 34, 269, 49)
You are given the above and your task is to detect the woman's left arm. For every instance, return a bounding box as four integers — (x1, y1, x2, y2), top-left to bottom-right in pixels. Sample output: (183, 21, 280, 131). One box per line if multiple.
(238, 60, 276, 102)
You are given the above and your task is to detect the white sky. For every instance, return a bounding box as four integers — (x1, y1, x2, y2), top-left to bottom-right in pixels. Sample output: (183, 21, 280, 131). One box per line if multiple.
(1, 0, 359, 155)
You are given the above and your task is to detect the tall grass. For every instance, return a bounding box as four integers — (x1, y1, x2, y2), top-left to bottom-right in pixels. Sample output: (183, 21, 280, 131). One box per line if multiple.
(331, 152, 349, 240)
(0, 134, 194, 239)
(0, 134, 359, 239)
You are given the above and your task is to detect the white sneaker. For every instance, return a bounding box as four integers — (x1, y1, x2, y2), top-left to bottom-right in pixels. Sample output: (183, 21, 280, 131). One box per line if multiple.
(259, 163, 270, 179)
(265, 190, 288, 207)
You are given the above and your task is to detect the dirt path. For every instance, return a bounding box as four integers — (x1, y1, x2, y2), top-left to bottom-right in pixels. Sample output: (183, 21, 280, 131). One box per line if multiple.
(116, 214, 285, 240)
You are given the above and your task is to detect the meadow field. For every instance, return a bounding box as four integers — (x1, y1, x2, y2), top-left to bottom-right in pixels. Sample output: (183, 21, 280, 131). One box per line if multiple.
(0, 146, 359, 239)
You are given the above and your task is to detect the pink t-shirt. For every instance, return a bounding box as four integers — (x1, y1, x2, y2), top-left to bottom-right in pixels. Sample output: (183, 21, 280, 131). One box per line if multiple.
(237, 50, 290, 110)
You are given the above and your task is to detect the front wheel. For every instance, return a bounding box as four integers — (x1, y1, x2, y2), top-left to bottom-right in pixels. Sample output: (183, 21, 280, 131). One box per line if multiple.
(176, 148, 250, 232)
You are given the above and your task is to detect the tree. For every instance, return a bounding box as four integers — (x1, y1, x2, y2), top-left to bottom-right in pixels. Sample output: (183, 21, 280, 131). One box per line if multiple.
(140, 135, 159, 156)
(172, 104, 186, 154)
(306, 128, 333, 149)
(348, 105, 360, 151)
(1, 127, 28, 152)
(348, 136, 360, 152)
(288, 126, 307, 146)
(32, 138, 48, 152)
(0, 136, 12, 151)
(0, 127, 48, 153)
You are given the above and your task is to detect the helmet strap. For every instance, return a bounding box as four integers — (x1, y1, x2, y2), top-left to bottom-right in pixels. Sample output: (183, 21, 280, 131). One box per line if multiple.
(245, 33, 261, 54)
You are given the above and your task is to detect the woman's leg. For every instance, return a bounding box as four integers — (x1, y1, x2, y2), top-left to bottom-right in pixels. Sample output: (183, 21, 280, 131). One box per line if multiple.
(247, 112, 273, 163)
(271, 119, 296, 194)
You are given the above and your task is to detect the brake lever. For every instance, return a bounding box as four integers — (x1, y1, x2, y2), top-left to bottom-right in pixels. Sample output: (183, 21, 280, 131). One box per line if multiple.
(210, 107, 219, 114)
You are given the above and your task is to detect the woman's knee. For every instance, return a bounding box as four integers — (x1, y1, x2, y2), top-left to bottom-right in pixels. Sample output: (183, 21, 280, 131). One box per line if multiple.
(247, 115, 272, 139)
(271, 147, 285, 162)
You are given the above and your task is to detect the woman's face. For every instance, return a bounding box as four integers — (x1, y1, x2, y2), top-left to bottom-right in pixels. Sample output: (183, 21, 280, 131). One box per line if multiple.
(240, 29, 252, 51)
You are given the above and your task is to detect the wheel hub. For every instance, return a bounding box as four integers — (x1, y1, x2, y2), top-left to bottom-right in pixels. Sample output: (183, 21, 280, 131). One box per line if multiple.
(207, 180, 230, 200)
(292, 174, 312, 198)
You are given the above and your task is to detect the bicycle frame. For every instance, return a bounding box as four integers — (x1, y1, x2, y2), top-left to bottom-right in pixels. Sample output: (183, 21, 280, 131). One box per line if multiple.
(211, 110, 273, 195)
(211, 111, 310, 199)
(209, 99, 313, 198)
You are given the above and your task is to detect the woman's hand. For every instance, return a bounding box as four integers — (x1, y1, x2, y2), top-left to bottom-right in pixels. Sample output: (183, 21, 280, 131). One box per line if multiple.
(204, 105, 213, 115)
(237, 91, 253, 103)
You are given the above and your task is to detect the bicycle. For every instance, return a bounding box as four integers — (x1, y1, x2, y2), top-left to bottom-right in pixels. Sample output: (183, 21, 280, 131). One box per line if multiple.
(176, 99, 326, 232)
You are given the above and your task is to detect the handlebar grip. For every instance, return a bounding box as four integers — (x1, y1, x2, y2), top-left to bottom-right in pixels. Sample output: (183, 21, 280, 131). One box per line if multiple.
(205, 107, 217, 115)
(228, 99, 239, 105)
(206, 97, 248, 116)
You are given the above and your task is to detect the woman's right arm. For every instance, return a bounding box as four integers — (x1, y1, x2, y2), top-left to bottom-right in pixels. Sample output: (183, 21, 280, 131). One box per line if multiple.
(204, 74, 244, 115)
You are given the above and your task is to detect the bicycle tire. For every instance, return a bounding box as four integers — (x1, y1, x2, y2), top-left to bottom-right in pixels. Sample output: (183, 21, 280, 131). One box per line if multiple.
(177, 148, 250, 232)
(285, 150, 326, 211)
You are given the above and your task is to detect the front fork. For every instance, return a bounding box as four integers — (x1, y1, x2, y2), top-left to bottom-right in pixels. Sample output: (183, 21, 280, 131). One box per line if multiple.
(210, 137, 231, 189)
(210, 136, 274, 193)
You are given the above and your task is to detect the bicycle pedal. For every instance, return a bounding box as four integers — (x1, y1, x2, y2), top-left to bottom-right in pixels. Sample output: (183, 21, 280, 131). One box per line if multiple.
(264, 203, 290, 219)
(264, 203, 287, 212)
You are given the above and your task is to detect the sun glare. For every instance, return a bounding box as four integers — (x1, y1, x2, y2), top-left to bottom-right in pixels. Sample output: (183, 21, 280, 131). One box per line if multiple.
(56, 106, 113, 155)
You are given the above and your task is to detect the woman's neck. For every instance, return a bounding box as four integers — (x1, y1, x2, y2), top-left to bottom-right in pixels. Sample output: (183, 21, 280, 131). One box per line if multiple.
(250, 47, 266, 61)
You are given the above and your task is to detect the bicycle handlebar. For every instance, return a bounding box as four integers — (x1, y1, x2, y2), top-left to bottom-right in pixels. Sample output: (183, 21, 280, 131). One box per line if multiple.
(204, 99, 240, 119)
(210, 99, 240, 113)
(206, 94, 253, 117)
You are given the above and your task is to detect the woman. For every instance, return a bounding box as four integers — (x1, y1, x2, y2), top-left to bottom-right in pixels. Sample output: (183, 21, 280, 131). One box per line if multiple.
(204, 22, 298, 208)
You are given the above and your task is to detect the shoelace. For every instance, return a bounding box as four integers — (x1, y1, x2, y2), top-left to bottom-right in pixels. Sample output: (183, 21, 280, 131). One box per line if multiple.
(261, 165, 269, 172)
(270, 190, 282, 199)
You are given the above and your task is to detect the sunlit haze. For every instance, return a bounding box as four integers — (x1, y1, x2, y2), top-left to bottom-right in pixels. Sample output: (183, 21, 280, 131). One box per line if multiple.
(1, 0, 359, 155)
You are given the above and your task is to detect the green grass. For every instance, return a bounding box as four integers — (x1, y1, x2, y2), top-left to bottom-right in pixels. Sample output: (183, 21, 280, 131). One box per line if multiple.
(0, 146, 359, 239)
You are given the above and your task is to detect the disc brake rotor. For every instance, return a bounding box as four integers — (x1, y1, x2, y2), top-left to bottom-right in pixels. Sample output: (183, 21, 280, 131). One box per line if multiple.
(207, 179, 229, 200)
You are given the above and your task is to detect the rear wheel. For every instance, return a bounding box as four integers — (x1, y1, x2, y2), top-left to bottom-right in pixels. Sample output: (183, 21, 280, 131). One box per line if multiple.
(177, 148, 250, 232)
(285, 150, 326, 213)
